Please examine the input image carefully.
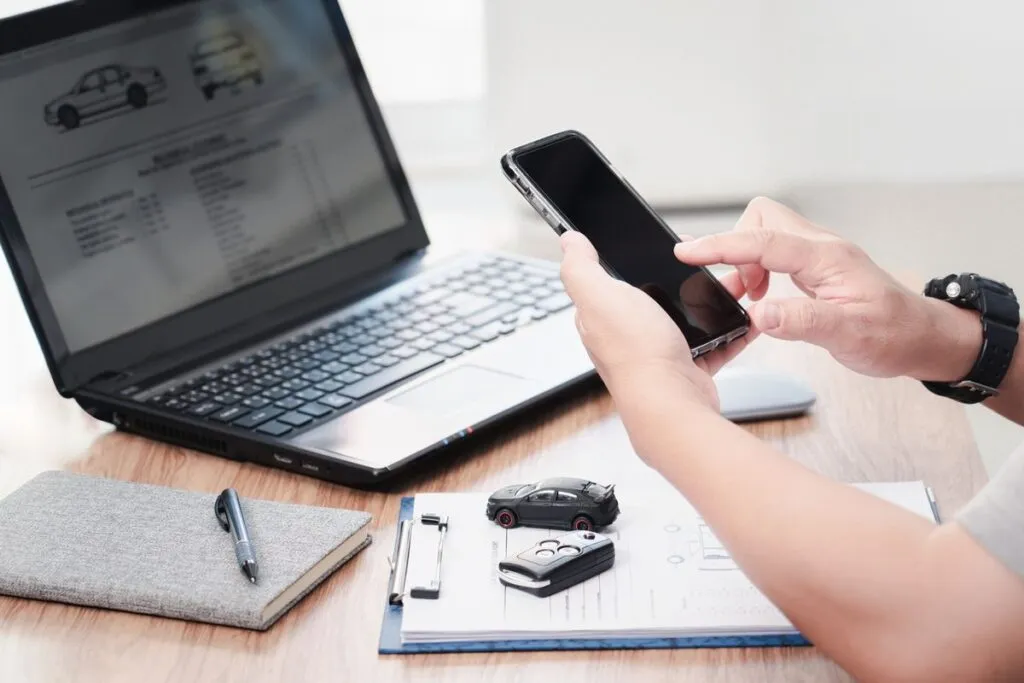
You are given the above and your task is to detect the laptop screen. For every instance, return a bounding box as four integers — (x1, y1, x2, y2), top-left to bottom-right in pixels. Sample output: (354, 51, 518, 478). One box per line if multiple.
(0, 0, 407, 354)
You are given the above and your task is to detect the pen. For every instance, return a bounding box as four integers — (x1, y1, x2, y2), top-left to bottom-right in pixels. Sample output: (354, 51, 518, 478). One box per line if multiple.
(215, 488, 259, 584)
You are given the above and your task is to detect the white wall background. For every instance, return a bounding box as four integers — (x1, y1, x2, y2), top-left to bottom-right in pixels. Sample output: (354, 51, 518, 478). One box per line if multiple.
(487, 0, 1024, 204)
(0, 0, 48, 15)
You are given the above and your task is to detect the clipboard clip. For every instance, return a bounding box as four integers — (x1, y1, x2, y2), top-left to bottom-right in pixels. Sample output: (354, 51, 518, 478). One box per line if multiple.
(386, 513, 449, 605)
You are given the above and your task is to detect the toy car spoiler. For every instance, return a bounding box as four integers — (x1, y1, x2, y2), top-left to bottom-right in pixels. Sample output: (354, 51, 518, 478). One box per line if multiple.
(593, 484, 615, 502)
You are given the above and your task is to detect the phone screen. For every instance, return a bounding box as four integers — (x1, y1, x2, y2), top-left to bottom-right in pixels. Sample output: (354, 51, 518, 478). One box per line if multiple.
(512, 133, 748, 350)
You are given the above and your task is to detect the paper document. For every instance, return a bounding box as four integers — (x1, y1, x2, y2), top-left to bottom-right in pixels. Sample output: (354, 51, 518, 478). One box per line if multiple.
(401, 482, 936, 644)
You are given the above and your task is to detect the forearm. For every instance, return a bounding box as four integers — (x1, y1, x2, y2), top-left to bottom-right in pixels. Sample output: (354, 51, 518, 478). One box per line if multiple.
(610, 375, 1024, 681)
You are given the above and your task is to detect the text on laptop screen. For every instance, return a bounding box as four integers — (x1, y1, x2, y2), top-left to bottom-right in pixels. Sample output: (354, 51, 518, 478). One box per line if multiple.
(0, 0, 407, 353)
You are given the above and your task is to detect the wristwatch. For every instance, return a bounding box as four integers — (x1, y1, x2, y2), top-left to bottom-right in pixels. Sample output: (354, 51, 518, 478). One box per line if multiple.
(922, 273, 1019, 403)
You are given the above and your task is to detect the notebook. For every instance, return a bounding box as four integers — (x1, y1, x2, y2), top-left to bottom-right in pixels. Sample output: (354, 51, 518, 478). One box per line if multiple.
(0, 471, 372, 630)
(382, 482, 938, 652)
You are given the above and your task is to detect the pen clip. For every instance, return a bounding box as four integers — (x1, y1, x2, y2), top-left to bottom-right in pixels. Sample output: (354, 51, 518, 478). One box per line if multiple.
(214, 492, 231, 532)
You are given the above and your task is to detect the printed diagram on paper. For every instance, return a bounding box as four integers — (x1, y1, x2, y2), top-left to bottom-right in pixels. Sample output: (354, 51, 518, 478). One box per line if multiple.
(695, 520, 739, 571)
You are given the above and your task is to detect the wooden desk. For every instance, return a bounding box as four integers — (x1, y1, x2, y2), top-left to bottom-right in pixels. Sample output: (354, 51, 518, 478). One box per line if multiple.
(0, 215, 988, 683)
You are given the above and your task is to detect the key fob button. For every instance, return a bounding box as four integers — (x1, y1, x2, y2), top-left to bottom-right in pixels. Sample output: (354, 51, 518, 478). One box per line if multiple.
(498, 531, 615, 597)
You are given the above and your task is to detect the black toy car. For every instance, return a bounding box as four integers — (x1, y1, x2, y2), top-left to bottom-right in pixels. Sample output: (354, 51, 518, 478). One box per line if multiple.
(486, 478, 619, 531)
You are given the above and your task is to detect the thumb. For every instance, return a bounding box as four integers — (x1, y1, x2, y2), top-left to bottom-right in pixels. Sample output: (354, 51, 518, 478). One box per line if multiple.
(749, 298, 845, 345)
(559, 231, 615, 309)
(560, 230, 600, 261)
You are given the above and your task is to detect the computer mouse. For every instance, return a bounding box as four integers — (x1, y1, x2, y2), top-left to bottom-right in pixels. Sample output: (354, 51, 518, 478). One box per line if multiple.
(714, 368, 817, 422)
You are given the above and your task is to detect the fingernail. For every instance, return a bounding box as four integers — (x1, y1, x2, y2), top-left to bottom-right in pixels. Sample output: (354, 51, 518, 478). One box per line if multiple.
(677, 234, 695, 242)
(758, 302, 781, 330)
(738, 270, 749, 291)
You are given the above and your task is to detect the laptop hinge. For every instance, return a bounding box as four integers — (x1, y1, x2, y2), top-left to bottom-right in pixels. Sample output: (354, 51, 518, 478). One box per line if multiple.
(85, 369, 140, 399)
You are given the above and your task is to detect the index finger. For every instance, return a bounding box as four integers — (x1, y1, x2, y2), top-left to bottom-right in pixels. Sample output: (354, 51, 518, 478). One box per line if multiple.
(730, 198, 776, 298)
(673, 229, 817, 276)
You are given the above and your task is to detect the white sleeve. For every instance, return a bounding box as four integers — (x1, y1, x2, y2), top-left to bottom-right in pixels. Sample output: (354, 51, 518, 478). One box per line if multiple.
(957, 441, 1024, 577)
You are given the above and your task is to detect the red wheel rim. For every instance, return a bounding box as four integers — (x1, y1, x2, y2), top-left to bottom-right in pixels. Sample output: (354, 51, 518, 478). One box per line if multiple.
(498, 512, 513, 528)
(574, 518, 591, 530)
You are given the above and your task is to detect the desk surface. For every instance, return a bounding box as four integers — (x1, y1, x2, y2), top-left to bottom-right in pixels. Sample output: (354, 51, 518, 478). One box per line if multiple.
(0, 212, 988, 683)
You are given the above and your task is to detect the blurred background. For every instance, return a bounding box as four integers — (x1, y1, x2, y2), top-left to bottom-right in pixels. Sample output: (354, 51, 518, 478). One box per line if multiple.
(4, 0, 1024, 472)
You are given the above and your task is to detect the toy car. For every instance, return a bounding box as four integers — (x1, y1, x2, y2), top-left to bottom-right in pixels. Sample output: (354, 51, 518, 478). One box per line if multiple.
(486, 478, 619, 531)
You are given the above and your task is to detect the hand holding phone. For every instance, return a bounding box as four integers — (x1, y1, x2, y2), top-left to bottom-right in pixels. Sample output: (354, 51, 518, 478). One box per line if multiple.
(501, 130, 749, 357)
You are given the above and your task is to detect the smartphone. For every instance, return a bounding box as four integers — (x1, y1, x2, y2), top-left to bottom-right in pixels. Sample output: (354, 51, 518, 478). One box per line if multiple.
(501, 130, 750, 357)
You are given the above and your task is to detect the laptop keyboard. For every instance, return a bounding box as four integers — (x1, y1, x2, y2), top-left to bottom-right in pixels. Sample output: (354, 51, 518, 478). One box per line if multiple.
(143, 256, 571, 437)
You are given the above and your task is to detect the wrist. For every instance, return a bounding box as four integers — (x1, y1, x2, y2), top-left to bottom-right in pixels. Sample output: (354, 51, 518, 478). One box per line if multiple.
(609, 369, 727, 470)
(907, 298, 982, 382)
(606, 362, 717, 413)
(608, 365, 720, 432)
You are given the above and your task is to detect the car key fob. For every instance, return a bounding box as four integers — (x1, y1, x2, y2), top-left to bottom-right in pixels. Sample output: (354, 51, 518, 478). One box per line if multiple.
(498, 530, 614, 597)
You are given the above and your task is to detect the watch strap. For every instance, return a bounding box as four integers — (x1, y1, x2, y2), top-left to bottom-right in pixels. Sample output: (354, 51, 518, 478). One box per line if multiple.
(922, 274, 1019, 404)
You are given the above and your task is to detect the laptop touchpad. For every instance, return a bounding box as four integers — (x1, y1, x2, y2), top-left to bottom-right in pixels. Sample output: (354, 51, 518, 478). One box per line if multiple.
(387, 365, 529, 417)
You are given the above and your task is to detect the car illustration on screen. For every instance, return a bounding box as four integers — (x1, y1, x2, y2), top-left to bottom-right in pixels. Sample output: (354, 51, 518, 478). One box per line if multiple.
(190, 32, 263, 100)
(44, 64, 167, 131)
(486, 478, 620, 531)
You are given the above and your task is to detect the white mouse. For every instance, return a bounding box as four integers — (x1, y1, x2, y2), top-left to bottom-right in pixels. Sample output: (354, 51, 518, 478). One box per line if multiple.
(714, 368, 817, 422)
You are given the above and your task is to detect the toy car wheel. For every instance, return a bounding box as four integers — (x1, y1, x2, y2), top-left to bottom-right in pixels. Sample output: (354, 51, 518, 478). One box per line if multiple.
(572, 515, 594, 531)
(251, 71, 263, 85)
(57, 105, 80, 130)
(126, 83, 148, 108)
(495, 509, 517, 529)
(203, 85, 216, 100)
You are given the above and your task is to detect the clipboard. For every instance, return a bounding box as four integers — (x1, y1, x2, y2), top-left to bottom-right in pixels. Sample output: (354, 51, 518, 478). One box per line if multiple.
(378, 497, 810, 654)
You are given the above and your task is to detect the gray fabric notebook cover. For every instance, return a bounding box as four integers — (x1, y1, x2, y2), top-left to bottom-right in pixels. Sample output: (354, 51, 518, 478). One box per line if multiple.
(0, 471, 372, 630)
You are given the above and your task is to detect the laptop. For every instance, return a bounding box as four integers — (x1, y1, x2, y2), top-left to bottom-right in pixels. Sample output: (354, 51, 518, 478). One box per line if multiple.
(0, 0, 594, 486)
